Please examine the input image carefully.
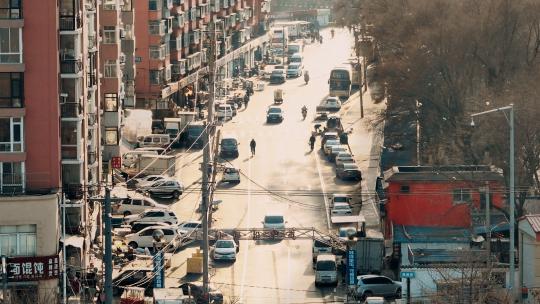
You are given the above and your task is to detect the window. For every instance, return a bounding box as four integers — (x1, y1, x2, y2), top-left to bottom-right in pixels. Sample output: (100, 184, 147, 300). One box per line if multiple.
(148, 20, 161, 35)
(104, 60, 117, 78)
(163, 229, 174, 235)
(0, 117, 23, 152)
(453, 188, 472, 204)
(0, 0, 22, 19)
(148, 0, 160, 10)
(121, 0, 133, 11)
(104, 93, 118, 111)
(103, 26, 116, 44)
(149, 70, 163, 85)
(0, 162, 24, 194)
(0, 225, 35, 256)
(104, 128, 118, 145)
(400, 185, 410, 193)
(0, 72, 22, 107)
(0, 28, 21, 63)
(103, 0, 116, 10)
(149, 45, 164, 59)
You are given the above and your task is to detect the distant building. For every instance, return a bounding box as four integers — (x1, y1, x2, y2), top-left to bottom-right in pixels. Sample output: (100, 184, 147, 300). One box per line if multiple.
(382, 165, 506, 237)
(519, 214, 540, 302)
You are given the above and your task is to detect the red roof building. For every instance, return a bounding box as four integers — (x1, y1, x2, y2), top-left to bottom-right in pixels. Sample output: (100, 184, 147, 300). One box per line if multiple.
(382, 166, 506, 237)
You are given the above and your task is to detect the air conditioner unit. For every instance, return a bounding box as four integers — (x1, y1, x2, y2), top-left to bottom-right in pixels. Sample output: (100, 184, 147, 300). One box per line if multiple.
(119, 54, 126, 63)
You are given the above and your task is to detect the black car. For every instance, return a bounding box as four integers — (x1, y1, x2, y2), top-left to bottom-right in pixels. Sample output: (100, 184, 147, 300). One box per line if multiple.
(270, 70, 286, 84)
(178, 282, 224, 304)
(336, 163, 362, 181)
(266, 106, 284, 123)
(220, 137, 239, 158)
(112, 268, 154, 296)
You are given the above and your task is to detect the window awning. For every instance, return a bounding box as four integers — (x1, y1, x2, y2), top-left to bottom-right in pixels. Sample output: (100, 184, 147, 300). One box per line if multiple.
(60, 235, 85, 248)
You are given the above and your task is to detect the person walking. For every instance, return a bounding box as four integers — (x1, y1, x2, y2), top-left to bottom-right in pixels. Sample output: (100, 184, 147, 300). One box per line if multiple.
(250, 138, 256, 156)
(309, 134, 316, 151)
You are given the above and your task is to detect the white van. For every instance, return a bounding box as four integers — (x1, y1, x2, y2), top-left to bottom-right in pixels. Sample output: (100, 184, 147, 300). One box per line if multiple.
(137, 134, 170, 148)
(315, 254, 338, 287)
(312, 237, 333, 262)
(122, 150, 158, 168)
(216, 104, 234, 120)
(288, 53, 303, 64)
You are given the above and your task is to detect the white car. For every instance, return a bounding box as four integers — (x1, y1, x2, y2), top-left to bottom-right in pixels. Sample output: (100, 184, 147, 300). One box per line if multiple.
(330, 193, 352, 208)
(323, 139, 341, 155)
(128, 175, 167, 188)
(177, 220, 202, 233)
(216, 104, 234, 120)
(212, 239, 239, 262)
(112, 194, 168, 216)
(262, 214, 286, 229)
(124, 209, 179, 225)
(324, 97, 341, 111)
(331, 203, 353, 216)
(137, 178, 184, 199)
(125, 225, 185, 249)
(222, 166, 240, 183)
(335, 152, 355, 166)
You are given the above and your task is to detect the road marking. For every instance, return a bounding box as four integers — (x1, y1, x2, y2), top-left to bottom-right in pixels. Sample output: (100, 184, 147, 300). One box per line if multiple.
(314, 150, 331, 230)
(239, 159, 251, 301)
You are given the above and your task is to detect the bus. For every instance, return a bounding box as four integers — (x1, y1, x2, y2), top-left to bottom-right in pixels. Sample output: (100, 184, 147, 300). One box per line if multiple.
(328, 66, 352, 100)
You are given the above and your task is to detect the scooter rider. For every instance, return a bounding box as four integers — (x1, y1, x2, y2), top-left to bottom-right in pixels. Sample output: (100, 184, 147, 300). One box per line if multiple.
(301, 105, 308, 120)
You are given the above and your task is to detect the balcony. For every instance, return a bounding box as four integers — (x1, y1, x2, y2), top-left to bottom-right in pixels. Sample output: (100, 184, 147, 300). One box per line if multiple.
(61, 59, 83, 74)
(64, 183, 83, 200)
(59, 15, 82, 31)
(87, 113, 97, 126)
(87, 151, 97, 165)
(61, 102, 82, 118)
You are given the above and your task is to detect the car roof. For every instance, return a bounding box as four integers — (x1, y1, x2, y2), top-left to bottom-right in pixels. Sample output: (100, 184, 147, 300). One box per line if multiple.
(265, 213, 284, 217)
(221, 136, 238, 140)
(343, 163, 359, 168)
(326, 96, 339, 101)
(316, 254, 336, 261)
(137, 224, 176, 232)
(333, 203, 351, 207)
(324, 132, 339, 136)
(333, 193, 351, 197)
(181, 220, 202, 225)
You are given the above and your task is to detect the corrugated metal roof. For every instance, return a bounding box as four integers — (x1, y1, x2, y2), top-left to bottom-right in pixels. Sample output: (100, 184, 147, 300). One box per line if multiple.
(393, 225, 471, 244)
(526, 214, 540, 233)
(384, 165, 505, 183)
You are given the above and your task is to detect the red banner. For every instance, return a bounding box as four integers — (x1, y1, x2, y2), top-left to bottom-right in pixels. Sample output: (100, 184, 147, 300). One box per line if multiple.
(7, 255, 60, 282)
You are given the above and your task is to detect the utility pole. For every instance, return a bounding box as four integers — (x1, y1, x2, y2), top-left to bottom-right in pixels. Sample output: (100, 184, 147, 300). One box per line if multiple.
(354, 26, 364, 118)
(2, 255, 8, 304)
(483, 183, 491, 265)
(61, 192, 67, 304)
(103, 188, 112, 304)
(201, 18, 217, 298)
(282, 26, 286, 65)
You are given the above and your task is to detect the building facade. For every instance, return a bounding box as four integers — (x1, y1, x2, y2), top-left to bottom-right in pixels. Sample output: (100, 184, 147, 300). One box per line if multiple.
(382, 166, 506, 237)
(100, 0, 137, 161)
(134, 0, 270, 118)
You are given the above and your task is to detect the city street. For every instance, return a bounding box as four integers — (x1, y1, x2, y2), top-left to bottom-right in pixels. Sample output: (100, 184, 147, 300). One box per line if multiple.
(162, 28, 386, 303)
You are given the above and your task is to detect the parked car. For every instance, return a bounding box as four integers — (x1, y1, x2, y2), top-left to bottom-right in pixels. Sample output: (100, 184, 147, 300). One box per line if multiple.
(178, 282, 224, 304)
(335, 152, 355, 166)
(266, 106, 284, 123)
(336, 163, 362, 181)
(315, 254, 338, 287)
(286, 63, 303, 78)
(331, 203, 353, 216)
(323, 139, 341, 155)
(262, 214, 286, 229)
(220, 136, 239, 158)
(129, 221, 171, 233)
(338, 226, 358, 240)
(177, 220, 202, 233)
(328, 145, 349, 162)
(124, 225, 184, 249)
(124, 209, 178, 225)
(321, 132, 339, 150)
(127, 174, 166, 189)
(222, 166, 240, 183)
(355, 274, 402, 300)
(112, 195, 168, 216)
(212, 239, 239, 262)
(137, 178, 184, 198)
(216, 104, 234, 120)
(329, 193, 352, 208)
(324, 97, 342, 111)
(312, 237, 333, 262)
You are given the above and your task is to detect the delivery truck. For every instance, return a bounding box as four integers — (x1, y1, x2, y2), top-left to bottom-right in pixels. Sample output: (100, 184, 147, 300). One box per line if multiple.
(122, 154, 176, 177)
(351, 229, 384, 275)
(163, 111, 197, 147)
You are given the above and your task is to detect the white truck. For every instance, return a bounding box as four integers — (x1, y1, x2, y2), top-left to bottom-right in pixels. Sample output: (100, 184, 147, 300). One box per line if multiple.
(163, 111, 197, 147)
(122, 154, 176, 177)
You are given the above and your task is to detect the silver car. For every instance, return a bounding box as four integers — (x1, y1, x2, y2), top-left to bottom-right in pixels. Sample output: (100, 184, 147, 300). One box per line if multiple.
(355, 275, 402, 300)
(138, 178, 184, 198)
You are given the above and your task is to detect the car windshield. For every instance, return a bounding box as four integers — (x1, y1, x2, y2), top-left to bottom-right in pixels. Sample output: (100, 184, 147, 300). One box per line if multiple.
(216, 240, 234, 248)
(339, 228, 356, 237)
(288, 64, 300, 70)
(265, 216, 284, 224)
(222, 139, 237, 146)
(334, 205, 350, 209)
(334, 196, 349, 203)
(325, 140, 340, 146)
(268, 108, 281, 114)
(314, 240, 331, 248)
(344, 164, 359, 169)
(316, 260, 336, 271)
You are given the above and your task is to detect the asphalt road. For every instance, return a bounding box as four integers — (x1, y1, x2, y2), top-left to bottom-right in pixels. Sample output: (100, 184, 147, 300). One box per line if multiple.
(159, 27, 386, 304)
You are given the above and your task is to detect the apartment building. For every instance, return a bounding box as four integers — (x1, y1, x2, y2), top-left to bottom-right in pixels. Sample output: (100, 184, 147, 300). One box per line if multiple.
(0, 0, 101, 301)
(134, 0, 271, 117)
(100, 0, 137, 161)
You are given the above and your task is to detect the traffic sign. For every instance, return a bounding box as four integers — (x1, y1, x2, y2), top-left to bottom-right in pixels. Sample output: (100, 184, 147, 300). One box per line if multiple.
(400, 271, 415, 279)
(347, 249, 357, 285)
(111, 156, 121, 169)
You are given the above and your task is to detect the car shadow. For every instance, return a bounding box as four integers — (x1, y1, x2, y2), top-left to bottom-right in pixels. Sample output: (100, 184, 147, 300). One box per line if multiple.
(216, 181, 238, 189)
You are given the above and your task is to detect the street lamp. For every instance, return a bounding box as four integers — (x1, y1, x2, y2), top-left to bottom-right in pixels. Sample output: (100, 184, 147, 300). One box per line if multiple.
(470, 104, 515, 294)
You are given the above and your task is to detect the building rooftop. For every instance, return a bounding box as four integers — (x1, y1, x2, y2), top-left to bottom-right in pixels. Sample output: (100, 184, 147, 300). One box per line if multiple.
(393, 225, 472, 244)
(384, 165, 505, 183)
(410, 248, 489, 265)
